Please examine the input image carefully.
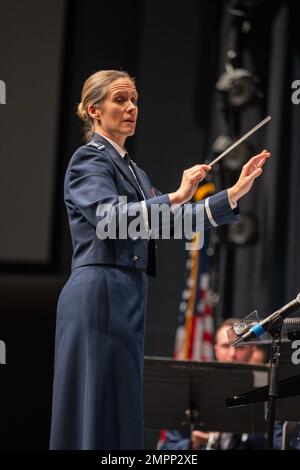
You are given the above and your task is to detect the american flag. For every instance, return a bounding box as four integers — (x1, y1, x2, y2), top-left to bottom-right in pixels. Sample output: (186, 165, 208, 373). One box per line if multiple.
(174, 183, 216, 361)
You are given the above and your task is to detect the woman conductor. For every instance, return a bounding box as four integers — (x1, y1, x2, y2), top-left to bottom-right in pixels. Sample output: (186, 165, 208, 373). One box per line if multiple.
(49, 70, 270, 450)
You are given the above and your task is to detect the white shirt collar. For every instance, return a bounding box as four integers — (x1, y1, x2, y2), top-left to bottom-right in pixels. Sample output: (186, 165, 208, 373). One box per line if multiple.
(98, 133, 127, 158)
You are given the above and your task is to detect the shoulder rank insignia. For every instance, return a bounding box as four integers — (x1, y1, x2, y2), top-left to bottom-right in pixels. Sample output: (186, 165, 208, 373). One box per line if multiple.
(86, 142, 105, 150)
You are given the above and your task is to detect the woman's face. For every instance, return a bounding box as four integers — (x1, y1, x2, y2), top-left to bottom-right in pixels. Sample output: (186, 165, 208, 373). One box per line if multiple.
(96, 78, 138, 142)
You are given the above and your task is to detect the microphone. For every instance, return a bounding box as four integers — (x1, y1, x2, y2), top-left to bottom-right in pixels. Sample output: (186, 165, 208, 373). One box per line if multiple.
(231, 293, 300, 346)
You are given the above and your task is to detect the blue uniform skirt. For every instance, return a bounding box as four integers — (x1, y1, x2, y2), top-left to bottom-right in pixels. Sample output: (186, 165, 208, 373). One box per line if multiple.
(49, 265, 148, 450)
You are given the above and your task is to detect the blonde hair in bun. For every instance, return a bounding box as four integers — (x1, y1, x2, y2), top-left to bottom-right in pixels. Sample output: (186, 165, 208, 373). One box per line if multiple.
(77, 102, 87, 121)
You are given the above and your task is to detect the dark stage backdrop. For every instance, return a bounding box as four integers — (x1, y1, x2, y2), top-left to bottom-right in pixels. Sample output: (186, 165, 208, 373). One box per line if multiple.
(0, 0, 65, 264)
(0, 0, 299, 449)
(208, 0, 300, 320)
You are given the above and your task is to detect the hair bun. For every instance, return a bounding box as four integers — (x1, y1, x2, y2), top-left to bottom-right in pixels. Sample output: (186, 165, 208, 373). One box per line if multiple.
(77, 102, 87, 121)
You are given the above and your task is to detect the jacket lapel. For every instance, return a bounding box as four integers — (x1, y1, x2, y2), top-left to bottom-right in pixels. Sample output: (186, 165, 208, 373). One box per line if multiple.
(91, 134, 144, 198)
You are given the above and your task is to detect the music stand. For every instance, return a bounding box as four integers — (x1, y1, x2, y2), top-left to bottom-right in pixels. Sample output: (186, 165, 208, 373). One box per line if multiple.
(143, 356, 268, 439)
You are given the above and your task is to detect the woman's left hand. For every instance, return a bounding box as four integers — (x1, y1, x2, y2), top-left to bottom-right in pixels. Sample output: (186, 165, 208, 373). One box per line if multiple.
(228, 149, 271, 204)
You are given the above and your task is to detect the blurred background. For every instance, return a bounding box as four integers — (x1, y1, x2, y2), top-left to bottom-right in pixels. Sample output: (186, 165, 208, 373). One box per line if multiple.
(0, 0, 300, 449)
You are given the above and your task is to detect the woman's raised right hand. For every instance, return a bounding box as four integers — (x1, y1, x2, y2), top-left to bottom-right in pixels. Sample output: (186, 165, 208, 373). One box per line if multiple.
(169, 164, 212, 205)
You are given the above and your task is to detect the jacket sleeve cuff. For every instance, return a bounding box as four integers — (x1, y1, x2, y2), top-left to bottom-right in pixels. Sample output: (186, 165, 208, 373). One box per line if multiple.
(204, 189, 240, 227)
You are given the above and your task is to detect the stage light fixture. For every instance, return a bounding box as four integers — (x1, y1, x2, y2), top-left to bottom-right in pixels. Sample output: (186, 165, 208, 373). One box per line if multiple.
(227, 0, 264, 17)
(227, 213, 258, 246)
(216, 66, 261, 108)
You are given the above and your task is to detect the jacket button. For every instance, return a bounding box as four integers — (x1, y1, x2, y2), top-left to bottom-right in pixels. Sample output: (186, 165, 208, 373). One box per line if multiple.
(132, 255, 138, 262)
